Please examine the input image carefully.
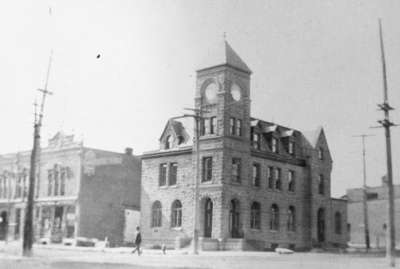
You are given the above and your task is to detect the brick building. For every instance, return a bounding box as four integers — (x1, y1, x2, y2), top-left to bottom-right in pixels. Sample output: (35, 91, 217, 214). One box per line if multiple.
(0, 132, 141, 246)
(140, 41, 347, 250)
(346, 178, 400, 248)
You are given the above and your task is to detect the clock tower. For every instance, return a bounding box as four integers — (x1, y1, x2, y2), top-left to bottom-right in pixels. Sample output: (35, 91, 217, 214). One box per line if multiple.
(195, 40, 252, 140)
(194, 40, 252, 238)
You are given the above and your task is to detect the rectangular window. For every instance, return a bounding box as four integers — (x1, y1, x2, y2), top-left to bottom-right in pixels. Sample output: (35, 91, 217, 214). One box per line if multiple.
(54, 168, 59, 196)
(210, 116, 216, 134)
(236, 119, 242, 136)
(231, 158, 241, 183)
(202, 157, 213, 182)
(274, 168, 281, 190)
(252, 163, 261, 187)
(288, 170, 295, 192)
(267, 166, 274, 189)
(318, 174, 324, 195)
(230, 118, 236, 135)
(252, 133, 260, 150)
(15, 175, 22, 198)
(204, 118, 210, 135)
(47, 170, 53, 196)
(60, 167, 66, 196)
(169, 163, 178, 185)
(366, 192, 378, 200)
(271, 137, 278, 153)
(288, 141, 295, 155)
(159, 163, 167, 186)
(318, 147, 324, 160)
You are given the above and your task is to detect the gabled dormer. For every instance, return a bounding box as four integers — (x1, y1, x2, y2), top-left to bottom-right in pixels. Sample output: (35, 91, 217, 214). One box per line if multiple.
(302, 127, 332, 163)
(159, 118, 193, 150)
(280, 129, 297, 157)
(262, 124, 280, 153)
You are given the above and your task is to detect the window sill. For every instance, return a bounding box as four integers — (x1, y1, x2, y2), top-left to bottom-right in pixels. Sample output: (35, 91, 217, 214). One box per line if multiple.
(159, 185, 178, 189)
(200, 134, 218, 140)
(171, 227, 182, 231)
(249, 228, 261, 232)
(230, 181, 241, 186)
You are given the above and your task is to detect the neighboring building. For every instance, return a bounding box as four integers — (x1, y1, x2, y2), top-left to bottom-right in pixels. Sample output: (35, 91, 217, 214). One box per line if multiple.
(140, 41, 347, 251)
(0, 132, 141, 246)
(346, 178, 400, 248)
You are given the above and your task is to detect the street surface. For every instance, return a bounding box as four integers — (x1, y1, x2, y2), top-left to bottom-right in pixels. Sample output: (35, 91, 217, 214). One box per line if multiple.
(0, 242, 396, 269)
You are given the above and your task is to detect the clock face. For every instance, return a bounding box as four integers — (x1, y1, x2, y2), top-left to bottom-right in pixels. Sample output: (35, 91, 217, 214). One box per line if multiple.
(231, 83, 242, 101)
(204, 82, 218, 101)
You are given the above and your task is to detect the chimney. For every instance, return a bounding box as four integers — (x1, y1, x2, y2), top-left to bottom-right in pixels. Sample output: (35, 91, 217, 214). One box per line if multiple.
(125, 147, 133, 156)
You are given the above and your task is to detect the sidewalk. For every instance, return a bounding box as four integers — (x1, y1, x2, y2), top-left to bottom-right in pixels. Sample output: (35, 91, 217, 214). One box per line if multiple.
(0, 241, 395, 269)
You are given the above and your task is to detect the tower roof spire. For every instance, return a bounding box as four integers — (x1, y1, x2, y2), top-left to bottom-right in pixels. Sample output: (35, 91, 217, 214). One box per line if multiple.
(197, 39, 252, 74)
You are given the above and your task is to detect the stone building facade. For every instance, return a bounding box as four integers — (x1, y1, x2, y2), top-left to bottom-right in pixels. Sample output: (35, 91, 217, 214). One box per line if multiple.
(0, 132, 141, 246)
(346, 179, 400, 248)
(140, 41, 347, 250)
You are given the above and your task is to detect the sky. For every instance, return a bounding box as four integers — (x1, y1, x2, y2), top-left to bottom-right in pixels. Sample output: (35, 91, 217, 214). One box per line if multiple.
(1, 0, 400, 197)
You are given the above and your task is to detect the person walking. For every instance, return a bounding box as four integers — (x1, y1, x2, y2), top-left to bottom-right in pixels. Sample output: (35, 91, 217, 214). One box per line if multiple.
(132, 226, 142, 255)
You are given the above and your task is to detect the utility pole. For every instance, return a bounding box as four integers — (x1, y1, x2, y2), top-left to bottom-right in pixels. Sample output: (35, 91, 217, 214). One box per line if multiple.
(376, 19, 396, 267)
(353, 134, 374, 251)
(23, 52, 53, 257)
(171, 106, 209, 255)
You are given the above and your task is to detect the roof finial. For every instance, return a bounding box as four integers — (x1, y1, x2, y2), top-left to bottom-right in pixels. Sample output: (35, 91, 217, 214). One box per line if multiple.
(223, 31, 227, 41)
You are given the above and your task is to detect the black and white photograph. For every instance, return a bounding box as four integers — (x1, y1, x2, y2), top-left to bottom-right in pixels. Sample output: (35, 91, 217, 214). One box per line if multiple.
(0, 1, 400, 268)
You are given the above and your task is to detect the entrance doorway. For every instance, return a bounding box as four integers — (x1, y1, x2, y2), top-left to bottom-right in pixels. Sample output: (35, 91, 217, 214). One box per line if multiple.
(229, 199, 241, 238)
(204, 198, 213, 237)
(0, 211, 8, 240)
(317, 208, 325, 243)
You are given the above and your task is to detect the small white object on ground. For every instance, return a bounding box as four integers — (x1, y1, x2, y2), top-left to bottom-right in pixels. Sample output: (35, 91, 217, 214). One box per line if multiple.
(275, 248, 294, 254)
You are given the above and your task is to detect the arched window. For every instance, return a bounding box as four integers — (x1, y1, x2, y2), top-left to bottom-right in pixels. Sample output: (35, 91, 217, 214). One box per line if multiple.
(250, 202, 261, 229)
(334, 212, 342, 234)
(287, 206, 296, 231)
(270, 204, 279, 231)
(165, 135, 173, 149)
(151, 201, 162, 227)
(171, 200, 182, 228)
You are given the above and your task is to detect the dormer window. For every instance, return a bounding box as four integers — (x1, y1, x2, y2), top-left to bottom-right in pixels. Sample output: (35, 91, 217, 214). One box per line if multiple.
(288, 141, 295, 155)
(270, 137, 278, 153)
(177, 136, 185, 145)
(165, 135, 173, 149)
(318, 147, 324, 160)
(251, 132, 260, 150)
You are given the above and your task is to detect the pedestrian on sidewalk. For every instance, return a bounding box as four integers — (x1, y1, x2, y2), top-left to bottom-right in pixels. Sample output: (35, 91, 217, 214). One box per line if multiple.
(131, 226, 142, 256)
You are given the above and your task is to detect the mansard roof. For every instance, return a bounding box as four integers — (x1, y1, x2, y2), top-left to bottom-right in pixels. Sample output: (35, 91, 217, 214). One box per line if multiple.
(251, 118, 329, 150)
(197, 40, 252, 74)
(251, 118, 298, 137)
